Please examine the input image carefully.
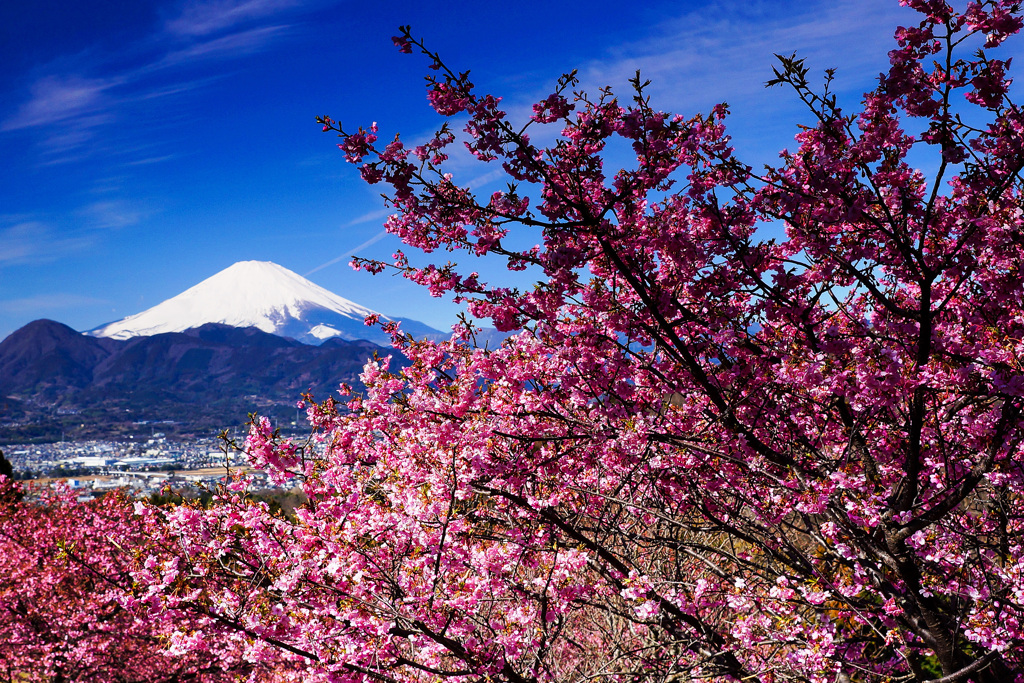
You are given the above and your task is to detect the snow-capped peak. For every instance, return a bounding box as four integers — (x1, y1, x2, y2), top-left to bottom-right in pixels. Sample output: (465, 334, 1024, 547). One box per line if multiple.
(88, 261, 393, 345)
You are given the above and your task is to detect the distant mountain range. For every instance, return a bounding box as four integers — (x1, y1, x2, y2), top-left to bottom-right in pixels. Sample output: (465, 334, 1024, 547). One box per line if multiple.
(0, 319, 392, 443)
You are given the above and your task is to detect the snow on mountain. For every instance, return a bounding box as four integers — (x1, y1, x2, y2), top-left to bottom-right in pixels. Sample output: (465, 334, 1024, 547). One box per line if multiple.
(308, 323, 344, 340)
(87, 261, 443, 346)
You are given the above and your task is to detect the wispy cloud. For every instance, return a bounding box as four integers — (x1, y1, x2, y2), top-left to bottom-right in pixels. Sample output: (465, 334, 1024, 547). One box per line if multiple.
(2, 76, 120, 131)
(0, 201, 149, 268)
(124, 154, 178, 166)
(305, 229, 389, 277)
(165, 0, 300, 37)
(77, 200, 149, 230)
(343, 208, 393, 228)
(2, 0, 313, 161)
(0, 293, 109, 314)
(159, 24, 290, 66)
(0, 220, 93, 266)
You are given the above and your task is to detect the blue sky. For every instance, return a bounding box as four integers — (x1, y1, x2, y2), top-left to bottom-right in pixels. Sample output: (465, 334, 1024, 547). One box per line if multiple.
(0, 0, 927, 340)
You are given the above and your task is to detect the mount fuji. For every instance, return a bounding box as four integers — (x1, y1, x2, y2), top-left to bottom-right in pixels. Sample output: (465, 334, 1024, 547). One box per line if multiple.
(87, 261, 446, 346)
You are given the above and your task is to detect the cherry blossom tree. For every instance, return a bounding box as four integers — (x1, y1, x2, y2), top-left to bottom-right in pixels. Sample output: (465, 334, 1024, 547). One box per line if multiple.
(136, 1, 1024, 681)
(0, 478, 275, 682)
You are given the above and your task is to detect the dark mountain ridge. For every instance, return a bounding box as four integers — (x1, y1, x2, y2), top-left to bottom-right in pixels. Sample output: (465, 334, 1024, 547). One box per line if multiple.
(0, 320, 392, 443)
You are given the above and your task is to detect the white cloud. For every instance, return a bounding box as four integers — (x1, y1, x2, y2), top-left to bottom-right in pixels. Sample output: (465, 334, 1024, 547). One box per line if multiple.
(165, 0, 300, 37)
(2, 76, 119, 131)
(2, 0, 309, 158)
(0, 220, 92, 266)
(159, 24, 290, 66)
(124, 154, 178, 166)
(0, 293, 109, 314)
(0, 202, 149, 268)
(77, 200, 149, 230)
(305, 226, 390, 277)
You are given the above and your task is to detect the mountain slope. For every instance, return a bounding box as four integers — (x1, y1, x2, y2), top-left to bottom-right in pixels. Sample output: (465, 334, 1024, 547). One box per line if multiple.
(0, 321, 396, 442)
(0, 320, 117, 400)
(87, 261, 446, 346)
